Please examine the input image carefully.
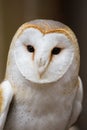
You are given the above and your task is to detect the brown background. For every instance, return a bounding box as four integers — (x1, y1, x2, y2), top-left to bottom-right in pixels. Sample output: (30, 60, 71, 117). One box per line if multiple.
(0, 0, 87, 129)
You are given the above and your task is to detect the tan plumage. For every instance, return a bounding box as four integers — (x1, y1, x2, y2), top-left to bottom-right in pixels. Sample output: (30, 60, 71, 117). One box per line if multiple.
(0, 88, 3, 112)
(0, 19, 83, 130)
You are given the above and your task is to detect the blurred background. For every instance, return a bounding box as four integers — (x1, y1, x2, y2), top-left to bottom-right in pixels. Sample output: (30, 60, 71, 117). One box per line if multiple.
(0, 0, 87, 129)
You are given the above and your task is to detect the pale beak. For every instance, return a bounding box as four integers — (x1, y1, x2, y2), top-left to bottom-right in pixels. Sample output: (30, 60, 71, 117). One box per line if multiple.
(35, 55, 50, 77)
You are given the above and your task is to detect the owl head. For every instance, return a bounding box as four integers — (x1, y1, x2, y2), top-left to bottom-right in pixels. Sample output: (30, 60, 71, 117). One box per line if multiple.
(6, 20, 80, 84)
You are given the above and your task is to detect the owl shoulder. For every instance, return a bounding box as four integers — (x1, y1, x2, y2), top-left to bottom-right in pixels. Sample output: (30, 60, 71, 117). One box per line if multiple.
(0, 80, 13, 130)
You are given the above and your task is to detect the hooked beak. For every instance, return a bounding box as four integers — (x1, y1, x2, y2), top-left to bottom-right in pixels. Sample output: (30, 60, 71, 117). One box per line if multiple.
(35, 55, 50, 77)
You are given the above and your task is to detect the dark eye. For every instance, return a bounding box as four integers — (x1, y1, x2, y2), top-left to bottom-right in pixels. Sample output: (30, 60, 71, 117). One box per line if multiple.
(52, 47, 61, 55)
(27, 45, 34, 53)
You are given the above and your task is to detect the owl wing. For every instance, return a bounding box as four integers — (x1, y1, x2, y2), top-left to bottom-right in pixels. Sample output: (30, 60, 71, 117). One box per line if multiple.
(0, 80, 13, 130)
(69, 77, 83, 127)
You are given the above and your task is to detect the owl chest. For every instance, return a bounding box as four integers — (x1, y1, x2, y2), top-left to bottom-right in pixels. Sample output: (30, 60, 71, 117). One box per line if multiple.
(4, 87, 74, 130)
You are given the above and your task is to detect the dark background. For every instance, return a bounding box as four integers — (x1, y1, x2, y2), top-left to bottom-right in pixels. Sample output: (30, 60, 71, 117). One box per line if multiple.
(0, 0, 87, 129)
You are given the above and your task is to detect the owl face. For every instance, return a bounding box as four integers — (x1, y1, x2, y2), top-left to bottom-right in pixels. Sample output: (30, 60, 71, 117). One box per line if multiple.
(14, 27, 75, 83)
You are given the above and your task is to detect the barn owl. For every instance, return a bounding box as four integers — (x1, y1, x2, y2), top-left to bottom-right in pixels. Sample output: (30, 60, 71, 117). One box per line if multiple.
(0, 19, 83, 130)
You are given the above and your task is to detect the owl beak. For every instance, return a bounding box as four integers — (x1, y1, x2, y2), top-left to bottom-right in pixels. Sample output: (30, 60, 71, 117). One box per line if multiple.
(35, 56, 49, 77)
(38, 58, 49, 76)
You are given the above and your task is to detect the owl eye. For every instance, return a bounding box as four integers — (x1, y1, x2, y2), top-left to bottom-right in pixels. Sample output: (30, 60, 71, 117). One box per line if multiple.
(52, 47, 61, 55)
(27, 45, 35, 53)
